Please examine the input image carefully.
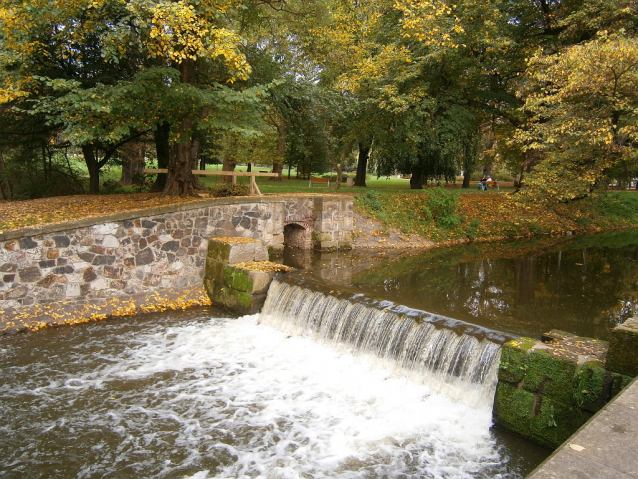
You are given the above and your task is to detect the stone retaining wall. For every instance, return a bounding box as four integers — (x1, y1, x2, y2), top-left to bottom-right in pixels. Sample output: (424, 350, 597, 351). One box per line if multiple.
(494, 324, 637, 449)
(0, 195, 353, 332)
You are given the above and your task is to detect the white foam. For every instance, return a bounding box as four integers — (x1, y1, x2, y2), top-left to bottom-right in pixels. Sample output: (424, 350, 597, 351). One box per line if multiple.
(0, 314, 513, 478)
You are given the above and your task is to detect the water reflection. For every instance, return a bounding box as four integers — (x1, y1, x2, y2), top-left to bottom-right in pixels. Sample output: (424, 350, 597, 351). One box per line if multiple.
(279, 230, 638, 340)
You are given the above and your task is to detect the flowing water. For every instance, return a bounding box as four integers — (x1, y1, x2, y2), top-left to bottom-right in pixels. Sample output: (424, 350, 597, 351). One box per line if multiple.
(9, 230, 625, 478)
(283, 229, 638, 340)
(260, 278, 510, 409)
(0, 306, 542, 478)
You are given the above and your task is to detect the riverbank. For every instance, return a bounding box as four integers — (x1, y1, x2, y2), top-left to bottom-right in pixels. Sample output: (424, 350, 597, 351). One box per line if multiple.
(353, 189, 638, 245)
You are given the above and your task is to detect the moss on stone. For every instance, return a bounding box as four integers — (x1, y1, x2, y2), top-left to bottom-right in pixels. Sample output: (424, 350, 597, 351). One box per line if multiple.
(611, 372, 634, 397)
(573, 361, 608, 412)
(606, 318, 638, 377)
(494, 382, 592, 449)
(205, 258, 224, 280)
(531, 397, 592, 449)
(207, 240, 232, 263)
(224, 266, 254, 293)
(494, 382, 536, 426)
(498, 338, 538, 383)
(524, 349, 577, 404)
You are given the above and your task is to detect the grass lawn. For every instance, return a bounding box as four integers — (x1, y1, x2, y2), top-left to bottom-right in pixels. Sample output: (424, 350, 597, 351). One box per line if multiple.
(3, 163, 636, 243)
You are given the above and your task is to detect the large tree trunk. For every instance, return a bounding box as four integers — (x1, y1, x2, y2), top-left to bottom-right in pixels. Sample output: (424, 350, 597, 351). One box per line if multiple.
(189, 137, 202, 190)
(410, 166, 425, 189)
(462, 170, 471, 188)
(82, 144, 101, 194)
(151, 122, 171, 192)
(221, 134, 237, 184)
(161, 60, 198, 197)
(0, 148, 12, 199)
(354, 140, 371, 187)
(119, 142, 146, 185)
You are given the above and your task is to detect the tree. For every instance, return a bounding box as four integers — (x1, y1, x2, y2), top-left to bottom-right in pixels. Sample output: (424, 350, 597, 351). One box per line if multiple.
(515, 32, 638, 203)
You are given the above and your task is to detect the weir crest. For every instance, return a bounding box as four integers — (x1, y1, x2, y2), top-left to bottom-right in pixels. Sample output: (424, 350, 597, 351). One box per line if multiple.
(259, 277, 512, 409)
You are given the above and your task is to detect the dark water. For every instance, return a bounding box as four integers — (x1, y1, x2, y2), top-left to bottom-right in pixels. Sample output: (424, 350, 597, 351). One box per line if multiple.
(282, 229, 638, 340)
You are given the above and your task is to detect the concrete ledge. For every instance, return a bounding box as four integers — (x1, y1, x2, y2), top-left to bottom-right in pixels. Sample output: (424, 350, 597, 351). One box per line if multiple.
(527, 376, 638, 478)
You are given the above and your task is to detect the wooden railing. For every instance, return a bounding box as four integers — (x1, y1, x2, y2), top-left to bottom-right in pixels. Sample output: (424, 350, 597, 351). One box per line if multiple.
(143, 169, 281, 195)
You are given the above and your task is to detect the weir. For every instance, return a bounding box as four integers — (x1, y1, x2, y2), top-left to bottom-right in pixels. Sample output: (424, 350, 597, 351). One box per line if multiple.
(259, 276, 515, 409)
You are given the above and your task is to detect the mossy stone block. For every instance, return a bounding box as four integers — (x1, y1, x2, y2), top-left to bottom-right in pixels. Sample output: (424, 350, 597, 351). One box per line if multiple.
(223, 265, 254, 293)
(611, 372, 634, 397)
(207, 240, 232, 262)
(207, 238, 268, 265)
(606, 317, 638, 377)
(530, 396, 592, 449)
(494, 383, 591, 449)
(205, 258, 225, 280)
(498, 338, 538, 383)
(494, 382, 536, 427)
(573, 361, 609, 413)
(523, 349, 577, 404)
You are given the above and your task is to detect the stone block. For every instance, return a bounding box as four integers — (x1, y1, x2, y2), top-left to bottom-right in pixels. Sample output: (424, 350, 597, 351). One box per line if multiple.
(52, 236, 71, 247)
(0, 263, 17, 272)
(135, 248, 155, 266)
(573, 361, 611, 413)
(5, 284, 28, 299)
(20, 237, 38, 249)
(499, 338, 538, 383)
(249, 270, 274, 295)
(207, 238, 268, 265)
(494, 382, 591, 449)
(524, 349, 578, 404)
(606, 317, 638, 377)
(18, 266, 41, 282)
(102, 235, 119, 248)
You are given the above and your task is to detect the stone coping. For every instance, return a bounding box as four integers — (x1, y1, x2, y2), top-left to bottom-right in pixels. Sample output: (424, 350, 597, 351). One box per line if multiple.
(0, 196, 295, 241)
(527, 375, 638, 478)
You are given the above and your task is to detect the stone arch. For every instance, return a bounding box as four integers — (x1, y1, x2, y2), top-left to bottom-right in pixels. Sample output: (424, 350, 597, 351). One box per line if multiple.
(284, 223, 312, 249)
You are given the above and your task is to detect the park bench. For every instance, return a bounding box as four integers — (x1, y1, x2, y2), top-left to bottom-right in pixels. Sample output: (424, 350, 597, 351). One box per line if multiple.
(309, 177, 331, 188)
(143, 169, 280, 195)
(478, 179, 499, 191)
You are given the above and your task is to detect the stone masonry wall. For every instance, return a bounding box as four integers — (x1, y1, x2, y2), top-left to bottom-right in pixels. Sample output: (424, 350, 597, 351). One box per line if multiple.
(0, 196, 353, 332)
(0, 198, 284, 322)
(494, 328, 635, 449)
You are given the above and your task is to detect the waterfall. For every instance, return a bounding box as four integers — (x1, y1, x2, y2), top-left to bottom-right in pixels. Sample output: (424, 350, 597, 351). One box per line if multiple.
(260, 277, 513, 409)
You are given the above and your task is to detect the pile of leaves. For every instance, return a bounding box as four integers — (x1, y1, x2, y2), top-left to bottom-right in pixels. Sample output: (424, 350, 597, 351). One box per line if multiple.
(214, 236, 261, 244)
(0, 194, 212, 232)
(234, 261, 294, 273)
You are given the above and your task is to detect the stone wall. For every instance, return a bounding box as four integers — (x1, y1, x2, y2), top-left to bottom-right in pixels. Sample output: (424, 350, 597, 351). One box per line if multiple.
(0, 196, 354, 332)
(494, 326, 636, 449)
(283, 196, 353, 250)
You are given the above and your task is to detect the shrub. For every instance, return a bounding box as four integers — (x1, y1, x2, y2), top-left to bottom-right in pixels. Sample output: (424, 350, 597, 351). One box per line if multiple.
(211, 184, 250, 197)
(423, 187, 462, 229)
(356, 190, 383, 212)
(101, 179, 126, 194)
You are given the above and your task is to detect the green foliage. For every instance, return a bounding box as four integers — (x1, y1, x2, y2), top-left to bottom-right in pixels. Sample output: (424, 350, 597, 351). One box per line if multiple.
(356, 190, 383, 212)
(423, 187, 461, 229)
(210, 183, 250, 197)
(100, 179, 126, 195)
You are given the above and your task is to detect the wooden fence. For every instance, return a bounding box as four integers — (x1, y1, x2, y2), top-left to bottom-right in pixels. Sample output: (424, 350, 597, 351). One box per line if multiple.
(144, 169, 281, 195)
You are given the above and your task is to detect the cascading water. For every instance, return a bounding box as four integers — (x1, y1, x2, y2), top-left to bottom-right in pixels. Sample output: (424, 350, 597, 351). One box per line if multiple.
(260, 277, 512, 410)
(0, 281, 535, 478)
